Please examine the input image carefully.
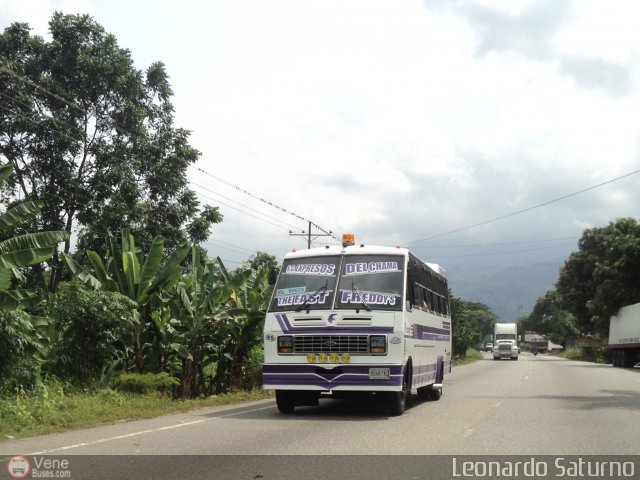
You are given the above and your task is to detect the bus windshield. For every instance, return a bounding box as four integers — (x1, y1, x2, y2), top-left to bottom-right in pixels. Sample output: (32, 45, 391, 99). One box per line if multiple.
(269, 256, 340, 312)
(336, 254, 404, 312)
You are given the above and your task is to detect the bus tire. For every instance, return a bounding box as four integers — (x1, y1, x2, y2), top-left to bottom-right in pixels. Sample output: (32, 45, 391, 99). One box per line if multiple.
(417, 385, 430, 401)
(275, 390, 296, 413)
(623, 350, 637, 368)
(404, 362, 414, 408)
(429, 387, 442, 401)
(387, 391, 406, 416)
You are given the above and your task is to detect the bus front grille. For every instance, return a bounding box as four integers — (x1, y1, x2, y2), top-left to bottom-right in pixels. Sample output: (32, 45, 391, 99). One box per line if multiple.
(293, 335, 370, 354)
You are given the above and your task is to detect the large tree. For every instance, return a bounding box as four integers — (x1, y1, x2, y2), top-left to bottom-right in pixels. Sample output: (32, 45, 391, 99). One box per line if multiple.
(449, 292, 497, 357)
(556, 217, 640, 336)
(520, 290, 578, 348)
(0, 13, 221, 291)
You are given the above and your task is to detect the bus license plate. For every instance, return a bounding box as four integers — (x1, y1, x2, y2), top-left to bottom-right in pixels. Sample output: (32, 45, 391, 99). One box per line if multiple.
(369, 368, 390, 380)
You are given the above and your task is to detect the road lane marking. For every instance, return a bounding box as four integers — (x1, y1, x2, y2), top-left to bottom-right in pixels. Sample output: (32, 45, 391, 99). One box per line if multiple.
(22, 403, 276, 456)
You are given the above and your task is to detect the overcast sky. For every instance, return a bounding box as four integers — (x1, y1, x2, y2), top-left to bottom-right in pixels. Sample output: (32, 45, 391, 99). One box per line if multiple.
(2, 0, 639, 273)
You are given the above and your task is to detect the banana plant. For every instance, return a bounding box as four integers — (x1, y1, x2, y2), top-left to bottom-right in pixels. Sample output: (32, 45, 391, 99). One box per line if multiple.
(62, 229, 189, 304)
(167, 247, 222, 398)
(0, 163, 69, 310)
(62, 228, 190, 371)
(211, 258, 272, 393)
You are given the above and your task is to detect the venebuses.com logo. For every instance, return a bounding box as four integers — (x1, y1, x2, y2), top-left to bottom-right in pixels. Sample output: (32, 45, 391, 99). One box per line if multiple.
(7, 456, 30, 479)
(6, 455, 72, 479)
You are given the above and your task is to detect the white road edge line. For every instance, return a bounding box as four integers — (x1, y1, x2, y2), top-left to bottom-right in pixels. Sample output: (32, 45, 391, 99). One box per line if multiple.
(24, 404, 276, 456)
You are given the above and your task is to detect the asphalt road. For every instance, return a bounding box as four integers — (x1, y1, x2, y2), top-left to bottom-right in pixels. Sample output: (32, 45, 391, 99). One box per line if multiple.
(2, 352, 639, 479)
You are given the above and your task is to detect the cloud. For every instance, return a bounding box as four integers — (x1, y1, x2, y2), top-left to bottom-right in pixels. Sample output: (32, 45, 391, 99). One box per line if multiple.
(558, 56, 634, 97)
(424, 0, 637, 98)
(2, 0, 640, 277)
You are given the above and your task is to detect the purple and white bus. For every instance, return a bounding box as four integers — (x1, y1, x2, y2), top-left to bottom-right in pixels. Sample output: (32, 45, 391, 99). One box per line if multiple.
(263, 234, 451, 415)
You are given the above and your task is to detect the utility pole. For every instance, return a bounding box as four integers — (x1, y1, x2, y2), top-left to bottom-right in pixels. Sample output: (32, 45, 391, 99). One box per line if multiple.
(289, 221, 334, 249)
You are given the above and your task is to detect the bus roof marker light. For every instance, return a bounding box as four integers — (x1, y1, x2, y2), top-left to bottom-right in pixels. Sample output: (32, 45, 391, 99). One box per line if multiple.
(342, 233, 355, 247)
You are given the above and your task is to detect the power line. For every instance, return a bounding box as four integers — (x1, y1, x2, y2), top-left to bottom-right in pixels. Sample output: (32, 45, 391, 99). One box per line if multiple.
(407, 168, 640, 245)
(189, 164, 338, 241)
(426, 242, 576, 259)
(205, 239, 256, 256)
(0, 91, 86, 137)
(190, 180, 302, 231)
(192, 190, 290, 232)
(0, 107, 293, 240)
(410, 236, 578, 249)
(1, 64, 338, 245)
(0, 65, 84, 113)
(206, 237, 256, 254)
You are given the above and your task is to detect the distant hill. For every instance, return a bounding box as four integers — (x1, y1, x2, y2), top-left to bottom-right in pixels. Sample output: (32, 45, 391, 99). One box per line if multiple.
(447, 261, 562, 321)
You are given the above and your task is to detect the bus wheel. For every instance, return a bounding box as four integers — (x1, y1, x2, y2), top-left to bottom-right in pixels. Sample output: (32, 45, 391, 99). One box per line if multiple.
(275, 390, 296, 413)
(417, 385, 441, 401)
(404, 363, 414, 408)
(429, 387, 442, 401)
(387, 391, 406, 416)
(417, 385, 430, 401)
(388, 364, 412, 414)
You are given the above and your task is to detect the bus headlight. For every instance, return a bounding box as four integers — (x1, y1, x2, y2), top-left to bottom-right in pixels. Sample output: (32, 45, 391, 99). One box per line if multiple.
(370, 335, 387, 354)
(278, 336, 294, 354)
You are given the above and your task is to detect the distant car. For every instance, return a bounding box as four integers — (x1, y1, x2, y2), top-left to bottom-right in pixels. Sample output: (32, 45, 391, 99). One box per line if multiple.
(484, 342, 494, 352)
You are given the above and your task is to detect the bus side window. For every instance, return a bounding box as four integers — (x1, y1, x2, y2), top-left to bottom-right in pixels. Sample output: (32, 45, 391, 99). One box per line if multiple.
(421, 287, 429, 310)
(412, 283, 422, 309)
(436, 295, 443, 315)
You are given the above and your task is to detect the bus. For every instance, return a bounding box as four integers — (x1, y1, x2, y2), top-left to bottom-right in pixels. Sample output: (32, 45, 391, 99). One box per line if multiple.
(262, 234, 452, 415)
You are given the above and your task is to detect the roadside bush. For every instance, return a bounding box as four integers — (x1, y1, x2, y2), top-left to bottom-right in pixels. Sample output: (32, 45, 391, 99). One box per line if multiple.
(560, 347, 583, 360)
(560, 346, 610, 363)
(47, 282, 136, 383)
(0, 310, 42, 394)
(112, 372, 179, 395)
(242, 344, 264, 390)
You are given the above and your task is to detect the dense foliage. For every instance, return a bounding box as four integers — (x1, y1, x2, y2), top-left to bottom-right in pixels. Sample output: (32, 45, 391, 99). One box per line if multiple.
(47, 282, 136, 382)
(519, 290, 578, 347)
(0, 13, 221, 291)
(0, 12, 506, 404)
(556, 217, 640, 336)
(450, 292, 498, 357)
(0, 310, 42, 391)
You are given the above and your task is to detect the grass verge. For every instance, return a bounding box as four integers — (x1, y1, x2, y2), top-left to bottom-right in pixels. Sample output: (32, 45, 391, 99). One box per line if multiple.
(453, 348, 483, 366)
(0, 383, 273, 442)
(558, 346, 609, 364)
(3, 348, 484, 442)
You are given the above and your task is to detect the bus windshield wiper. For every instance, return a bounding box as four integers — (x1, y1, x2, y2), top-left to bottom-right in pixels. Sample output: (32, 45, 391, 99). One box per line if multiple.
(295, 283, 328, 312)
(352, 280, 372, 312)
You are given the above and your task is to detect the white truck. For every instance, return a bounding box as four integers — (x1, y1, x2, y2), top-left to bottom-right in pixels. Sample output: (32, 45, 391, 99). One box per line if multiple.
(493, 323, 519, 361)
(609, 303, 640, 368)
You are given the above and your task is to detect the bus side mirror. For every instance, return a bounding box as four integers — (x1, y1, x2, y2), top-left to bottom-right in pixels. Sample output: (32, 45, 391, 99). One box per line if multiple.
(268, 267, 279, 285)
